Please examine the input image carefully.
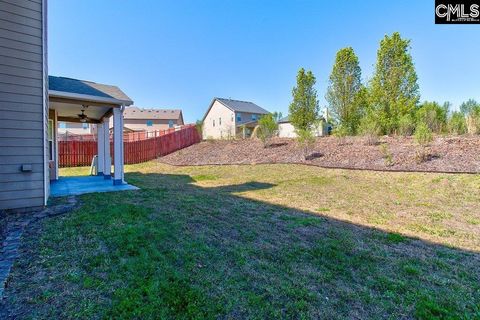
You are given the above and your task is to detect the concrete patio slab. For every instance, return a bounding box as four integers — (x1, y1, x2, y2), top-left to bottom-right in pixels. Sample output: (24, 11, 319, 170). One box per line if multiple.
(50, 176, 138, 197)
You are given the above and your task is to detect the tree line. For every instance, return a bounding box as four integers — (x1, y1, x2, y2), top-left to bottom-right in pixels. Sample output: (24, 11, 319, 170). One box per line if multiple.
(287, 32, 480, 140)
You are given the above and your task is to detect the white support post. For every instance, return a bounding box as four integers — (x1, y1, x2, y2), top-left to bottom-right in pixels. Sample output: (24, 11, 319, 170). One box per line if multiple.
(97, 122, 105, 175)
(103, 117, 111, 179)
(113, 106, 124, 185)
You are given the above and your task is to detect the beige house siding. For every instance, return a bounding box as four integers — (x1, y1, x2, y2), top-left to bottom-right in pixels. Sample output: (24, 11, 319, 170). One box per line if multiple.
(278, 122, 296, 138)
(278, 122, 328, 138)
(203, 100, 235, 139)
(0, 0, 48, 210)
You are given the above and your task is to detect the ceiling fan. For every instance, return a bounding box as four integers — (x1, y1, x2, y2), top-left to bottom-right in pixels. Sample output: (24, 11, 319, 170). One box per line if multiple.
(77, 105, 89, 123)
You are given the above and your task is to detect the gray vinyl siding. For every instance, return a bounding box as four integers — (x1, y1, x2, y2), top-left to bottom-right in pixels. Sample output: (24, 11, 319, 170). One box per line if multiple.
(0, 0, 47, 210)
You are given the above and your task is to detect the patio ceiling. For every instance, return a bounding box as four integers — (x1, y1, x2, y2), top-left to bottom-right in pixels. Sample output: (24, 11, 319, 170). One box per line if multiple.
(49, 99, 114, 124)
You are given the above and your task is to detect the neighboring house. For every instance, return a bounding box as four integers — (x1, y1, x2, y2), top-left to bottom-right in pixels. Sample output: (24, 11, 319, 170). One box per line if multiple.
(111, 106, 184, 132)
(278, 116, 330, 138)
(202, 98, 270, 139)
(0, 0, 133, 211)
(58, 122, 94, 135)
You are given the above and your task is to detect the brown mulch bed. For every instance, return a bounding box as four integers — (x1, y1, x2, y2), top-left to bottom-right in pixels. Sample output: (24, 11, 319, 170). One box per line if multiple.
(159, 136, 480, 173)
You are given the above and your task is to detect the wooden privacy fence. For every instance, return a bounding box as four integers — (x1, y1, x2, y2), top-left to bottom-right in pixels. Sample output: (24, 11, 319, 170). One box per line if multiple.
(58, 125, 200, 167)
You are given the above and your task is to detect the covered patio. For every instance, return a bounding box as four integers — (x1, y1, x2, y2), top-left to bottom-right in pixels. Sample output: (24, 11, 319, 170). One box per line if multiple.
(48, 76, 136, 196)
(50, 176, 138, 197)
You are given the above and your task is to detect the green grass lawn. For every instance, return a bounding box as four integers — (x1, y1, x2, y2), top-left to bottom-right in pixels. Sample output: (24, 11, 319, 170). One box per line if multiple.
(5, 162, 480, 319)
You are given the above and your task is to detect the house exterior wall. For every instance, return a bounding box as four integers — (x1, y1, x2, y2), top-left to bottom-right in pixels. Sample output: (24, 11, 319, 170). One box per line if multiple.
(278, 122, 297, 138)
(278, 122, 328, 138)
(203, 100, 235, 139)
(0, 0, 48, 210)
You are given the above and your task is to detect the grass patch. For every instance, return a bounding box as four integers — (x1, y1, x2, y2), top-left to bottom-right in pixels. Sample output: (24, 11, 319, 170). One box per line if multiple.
(192, 174, 218, 182)
(4, 162, 480, 319)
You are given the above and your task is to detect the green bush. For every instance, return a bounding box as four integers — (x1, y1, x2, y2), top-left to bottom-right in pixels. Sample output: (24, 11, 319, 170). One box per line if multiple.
(257, 114, 278, 147)
(195, 120, 204, 139)
(466, 108, 480, 134)
(358, 114, 381, 145)
(448, 112, 467, 135)
(296, 128, 316, 160)
(414, 122, 433, 163)
(332, 125, 349, 138)
(414, 122, 433, 146)
(397, 114, 415, 136)
(415, 101, 448, 133)
(379, 143, 394, 166)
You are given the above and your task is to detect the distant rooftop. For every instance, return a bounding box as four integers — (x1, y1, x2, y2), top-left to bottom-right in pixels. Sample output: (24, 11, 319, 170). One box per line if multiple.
(123, 106, 183, 120)
(48, 76, 132, 103)
(215, 98, 270, 114)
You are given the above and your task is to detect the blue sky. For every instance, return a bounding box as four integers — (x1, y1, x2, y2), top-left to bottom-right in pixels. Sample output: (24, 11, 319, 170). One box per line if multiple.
(49, 0, 480, 123)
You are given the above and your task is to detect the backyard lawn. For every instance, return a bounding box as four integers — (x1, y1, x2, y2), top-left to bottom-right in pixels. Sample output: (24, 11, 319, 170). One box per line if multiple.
(2, 162, 479, 319)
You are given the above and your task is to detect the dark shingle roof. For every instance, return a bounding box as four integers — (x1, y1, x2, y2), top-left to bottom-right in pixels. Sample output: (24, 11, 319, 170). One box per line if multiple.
(49, 76, 132, 103)
(216, 98, 269, 114)
(123, 106, 183, 121)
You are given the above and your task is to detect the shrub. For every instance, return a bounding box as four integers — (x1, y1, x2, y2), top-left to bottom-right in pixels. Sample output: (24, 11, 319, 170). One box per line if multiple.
(379, 143, 394, 166)
(195, 120, 204, 139)
(414, 122, 433, 163)
(332, 124, 349, 145)
(415, 101, 448, 133)
(459, 99, 480, 134)
(448, 112, 467, 135)
(296, 128, 316, 160)
(257, 114, 278, 147)
(414, 122, 433, 146)
(359, 114, 381, 145)
(466, 109, 480, 134)
(397, 114, 415, 136)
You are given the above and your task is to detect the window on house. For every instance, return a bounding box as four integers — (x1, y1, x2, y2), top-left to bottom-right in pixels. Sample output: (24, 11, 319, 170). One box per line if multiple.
(213, 119, 215, 127)
(231, 114, 234, 122)
(252, 114, 257, 121)
(168, 120, 174, 128)
(146, 120, 153, 126)
(219, 117, 222, 125)
(48, 119, 54, 161)
(237, 113, 242, 122)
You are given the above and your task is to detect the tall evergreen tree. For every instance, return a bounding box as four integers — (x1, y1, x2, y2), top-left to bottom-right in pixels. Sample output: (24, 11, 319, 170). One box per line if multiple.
(326, 47, 364, 134)
(369, 32, 420, 134)
(289, 68, 319, 132)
